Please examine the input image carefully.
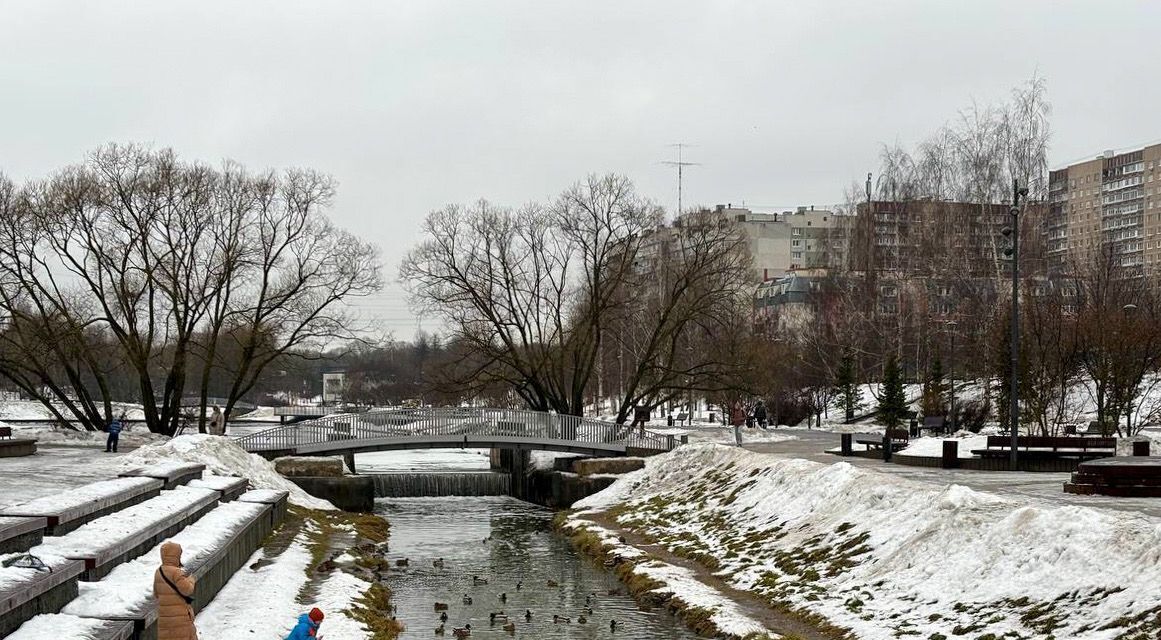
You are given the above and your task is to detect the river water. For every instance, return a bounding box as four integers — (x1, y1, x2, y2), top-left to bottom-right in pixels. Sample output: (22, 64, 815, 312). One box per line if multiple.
(376, 496, 702, 640)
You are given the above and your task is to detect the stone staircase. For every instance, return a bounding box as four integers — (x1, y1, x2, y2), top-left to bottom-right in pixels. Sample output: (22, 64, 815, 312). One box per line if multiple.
(0, 462, 289, 639)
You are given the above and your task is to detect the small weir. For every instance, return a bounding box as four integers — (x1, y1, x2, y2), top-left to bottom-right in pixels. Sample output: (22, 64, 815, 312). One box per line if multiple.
(370, 472, 512, 498)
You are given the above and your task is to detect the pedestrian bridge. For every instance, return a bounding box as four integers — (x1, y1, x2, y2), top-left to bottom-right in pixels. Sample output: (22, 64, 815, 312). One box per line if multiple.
(233, 407, 679, 458)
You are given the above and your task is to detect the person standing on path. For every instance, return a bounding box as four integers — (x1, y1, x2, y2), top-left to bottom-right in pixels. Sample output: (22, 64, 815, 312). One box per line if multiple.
(208, 406, 224, 436)
(154, 541, 198, 640)
(753, 401, 769, 429)
(730, 401, 746, 446)
(105, 413, 124, 453)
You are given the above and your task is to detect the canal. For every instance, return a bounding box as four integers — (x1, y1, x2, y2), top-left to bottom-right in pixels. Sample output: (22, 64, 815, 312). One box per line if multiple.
(377, 496, 703, 639)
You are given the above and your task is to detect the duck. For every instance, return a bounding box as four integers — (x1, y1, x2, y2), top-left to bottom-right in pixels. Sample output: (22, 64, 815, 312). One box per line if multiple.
(546, 579, 559, 588)
(610, 619, 618, 632)
(515, 581, 522, 591)
(433, 558, 445, 569)
(553, 615, 571, 624)
(524, 609, 533, 622)
(472, 575, 489, 586)
(453, 625, 472, 638)
(578, 615, 588, 624)
(396, 558, 409, 567)
(608, 588, 622, 596)
(435, 623, 445, 635)
(583, 606, 593, 615)
(499, 592, 507, 603)
(440, 612, 448, 623)
(490, 612, 508, 624)
(434, 602, 449, 611)
(502, 621, 516, 634)
(463, 594, 473, 605)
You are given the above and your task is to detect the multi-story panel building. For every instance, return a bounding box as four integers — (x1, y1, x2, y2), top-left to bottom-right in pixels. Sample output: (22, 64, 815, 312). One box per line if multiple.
(697, 204, 852, 281)
(1048, 143, 1161, 272)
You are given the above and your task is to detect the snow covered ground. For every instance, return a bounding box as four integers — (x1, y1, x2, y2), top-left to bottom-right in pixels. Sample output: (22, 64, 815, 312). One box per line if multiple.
(1, 421, 169, 448)
(575, 443, 1161, 640)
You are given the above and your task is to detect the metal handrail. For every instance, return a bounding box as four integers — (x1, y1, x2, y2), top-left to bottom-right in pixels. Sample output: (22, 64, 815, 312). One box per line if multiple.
(232, 407, 678, 455)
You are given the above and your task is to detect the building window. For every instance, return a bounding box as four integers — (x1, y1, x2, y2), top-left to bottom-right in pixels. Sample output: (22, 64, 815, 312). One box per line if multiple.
(791, 251, 803, 259)
(881, 284, 897, 298)
(792, 239, 801, 247)
(792, 228, 803, 236)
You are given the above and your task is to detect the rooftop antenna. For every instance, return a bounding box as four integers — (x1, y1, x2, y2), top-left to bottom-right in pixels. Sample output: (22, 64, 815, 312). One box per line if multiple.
(662, 143, 699, 218)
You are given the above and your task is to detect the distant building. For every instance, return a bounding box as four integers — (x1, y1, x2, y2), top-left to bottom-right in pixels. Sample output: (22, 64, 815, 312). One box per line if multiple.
(1047, 143, 1161, 273)
(695, 204, 852, 281)
(851, 199, 1042, 277)
(753, 271, 824, 331)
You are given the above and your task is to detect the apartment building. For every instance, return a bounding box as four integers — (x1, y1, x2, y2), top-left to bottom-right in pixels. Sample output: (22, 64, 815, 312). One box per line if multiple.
(851, 199, 1039, 277)
(1047, 143, 1161, 272)
(698, 204, 851, 281)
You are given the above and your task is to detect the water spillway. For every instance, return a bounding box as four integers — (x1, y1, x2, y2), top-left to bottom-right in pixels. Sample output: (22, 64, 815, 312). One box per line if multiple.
(369, 472, 512, 498)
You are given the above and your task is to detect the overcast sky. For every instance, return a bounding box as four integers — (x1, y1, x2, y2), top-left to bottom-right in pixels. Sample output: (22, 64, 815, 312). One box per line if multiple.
(2, 1, 1159, 338)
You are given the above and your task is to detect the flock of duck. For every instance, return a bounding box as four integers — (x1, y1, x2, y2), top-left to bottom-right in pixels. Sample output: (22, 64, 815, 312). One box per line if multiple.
(410, 551, 622, 637)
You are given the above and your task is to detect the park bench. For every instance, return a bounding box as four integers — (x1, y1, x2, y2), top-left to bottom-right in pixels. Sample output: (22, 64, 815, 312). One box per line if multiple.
(6, 613, 135, 640)
(916, 416, 948, 437)
(856, 428, 910, 452)
(0, 516, 48, 555)
(119, 461, 205, 490)
(970, 436, 1116, 460)
(63, 498, 275, 640)
(35, 486, 220, 581)
(187, 475, 250, 502)
(0, 553, 87, 637)
(0, 426, 11, 439)
(0, 477, 164, 536)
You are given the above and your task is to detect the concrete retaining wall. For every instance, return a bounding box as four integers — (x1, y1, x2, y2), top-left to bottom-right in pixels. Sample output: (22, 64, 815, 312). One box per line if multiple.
(288, 476, 375, 512)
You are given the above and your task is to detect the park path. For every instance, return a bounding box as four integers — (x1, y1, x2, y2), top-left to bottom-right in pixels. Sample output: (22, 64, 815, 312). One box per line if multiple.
(743, 428, 1161, 519)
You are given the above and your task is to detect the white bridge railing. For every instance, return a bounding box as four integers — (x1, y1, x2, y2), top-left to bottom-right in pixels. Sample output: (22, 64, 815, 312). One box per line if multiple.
(233, 407, 677, 455)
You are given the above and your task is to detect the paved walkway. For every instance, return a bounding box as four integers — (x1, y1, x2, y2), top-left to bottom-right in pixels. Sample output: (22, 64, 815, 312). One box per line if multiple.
(739, 428, 1161, 519)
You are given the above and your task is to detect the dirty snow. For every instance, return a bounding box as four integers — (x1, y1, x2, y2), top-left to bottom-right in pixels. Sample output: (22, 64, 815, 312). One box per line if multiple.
(575, 443, 1161, 639)
(121, 435, 333, 509)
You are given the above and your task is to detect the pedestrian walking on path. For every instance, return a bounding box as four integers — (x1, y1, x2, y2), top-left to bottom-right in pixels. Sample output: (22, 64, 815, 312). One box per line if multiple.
(286, 608, 325, 639)
(730, 401, 746, 446)
(105, 414, 124, 453)
(154, 541, 198, 640)
(208, 406, 224, 436)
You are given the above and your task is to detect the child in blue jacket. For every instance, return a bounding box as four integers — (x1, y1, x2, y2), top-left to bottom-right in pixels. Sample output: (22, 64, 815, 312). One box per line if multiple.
(105, 416, 124, 453)
(286, 608, 324, 639)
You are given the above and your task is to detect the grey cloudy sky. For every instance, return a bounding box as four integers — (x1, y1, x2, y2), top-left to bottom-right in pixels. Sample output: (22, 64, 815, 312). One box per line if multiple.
(2, 1, 1158, 338)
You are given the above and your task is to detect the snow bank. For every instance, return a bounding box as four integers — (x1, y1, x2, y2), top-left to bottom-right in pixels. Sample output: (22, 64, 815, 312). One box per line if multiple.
(121, 435, 333, 509)
(576, 443, 1161, 639)
(564, 519, 774, 639)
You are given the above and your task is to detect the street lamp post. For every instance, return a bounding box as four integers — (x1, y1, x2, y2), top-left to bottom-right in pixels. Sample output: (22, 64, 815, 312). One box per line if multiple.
(946, 320, 957, 433)
(1003, 179, 1029, 466)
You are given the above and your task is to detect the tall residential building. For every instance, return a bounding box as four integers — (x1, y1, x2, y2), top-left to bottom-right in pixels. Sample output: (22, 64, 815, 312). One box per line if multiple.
(1047, 143, 1161, 272)
(698, 204, 852, 281)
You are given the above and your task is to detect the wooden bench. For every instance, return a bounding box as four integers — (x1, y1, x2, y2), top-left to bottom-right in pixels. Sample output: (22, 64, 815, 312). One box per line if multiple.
(0, 426, 11, 439)
(0, 555, 87, 637)
(1, 477, 164, 536)
(7, 614, 135, 640)
(856, 428, 910, 452)
(0, 516, 48, 555)
(918, 416, 948, 436)
(971, 436, 1116, 460)
(119, 462, 205, 490)
(187, 476, 250, 502)
(36, 487, 220, 581)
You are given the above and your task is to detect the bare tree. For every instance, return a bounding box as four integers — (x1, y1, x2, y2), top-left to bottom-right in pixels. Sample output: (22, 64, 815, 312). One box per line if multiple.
(0, 146, 381, 434)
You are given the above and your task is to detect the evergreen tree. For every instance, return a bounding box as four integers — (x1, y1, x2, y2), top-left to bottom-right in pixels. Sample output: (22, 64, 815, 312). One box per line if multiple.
(878, 355, 908, 429)
(921, 355, 947, 417)
(835, 352, 865, 421)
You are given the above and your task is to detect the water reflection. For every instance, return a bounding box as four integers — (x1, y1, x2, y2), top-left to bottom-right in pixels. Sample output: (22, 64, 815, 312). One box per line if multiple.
(377, 497, 701, 639)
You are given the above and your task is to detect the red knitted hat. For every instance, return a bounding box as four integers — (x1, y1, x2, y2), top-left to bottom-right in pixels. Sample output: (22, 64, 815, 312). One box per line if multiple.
(309, 608, 325, 622)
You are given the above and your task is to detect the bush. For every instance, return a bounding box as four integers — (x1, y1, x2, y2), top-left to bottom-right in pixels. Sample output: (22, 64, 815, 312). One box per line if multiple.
(953, 398, 990, 433)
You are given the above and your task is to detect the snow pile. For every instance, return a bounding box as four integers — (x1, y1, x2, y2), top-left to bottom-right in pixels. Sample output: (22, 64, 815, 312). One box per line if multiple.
(575, 443, 1161, 639)
(121, 435, 333, 509)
